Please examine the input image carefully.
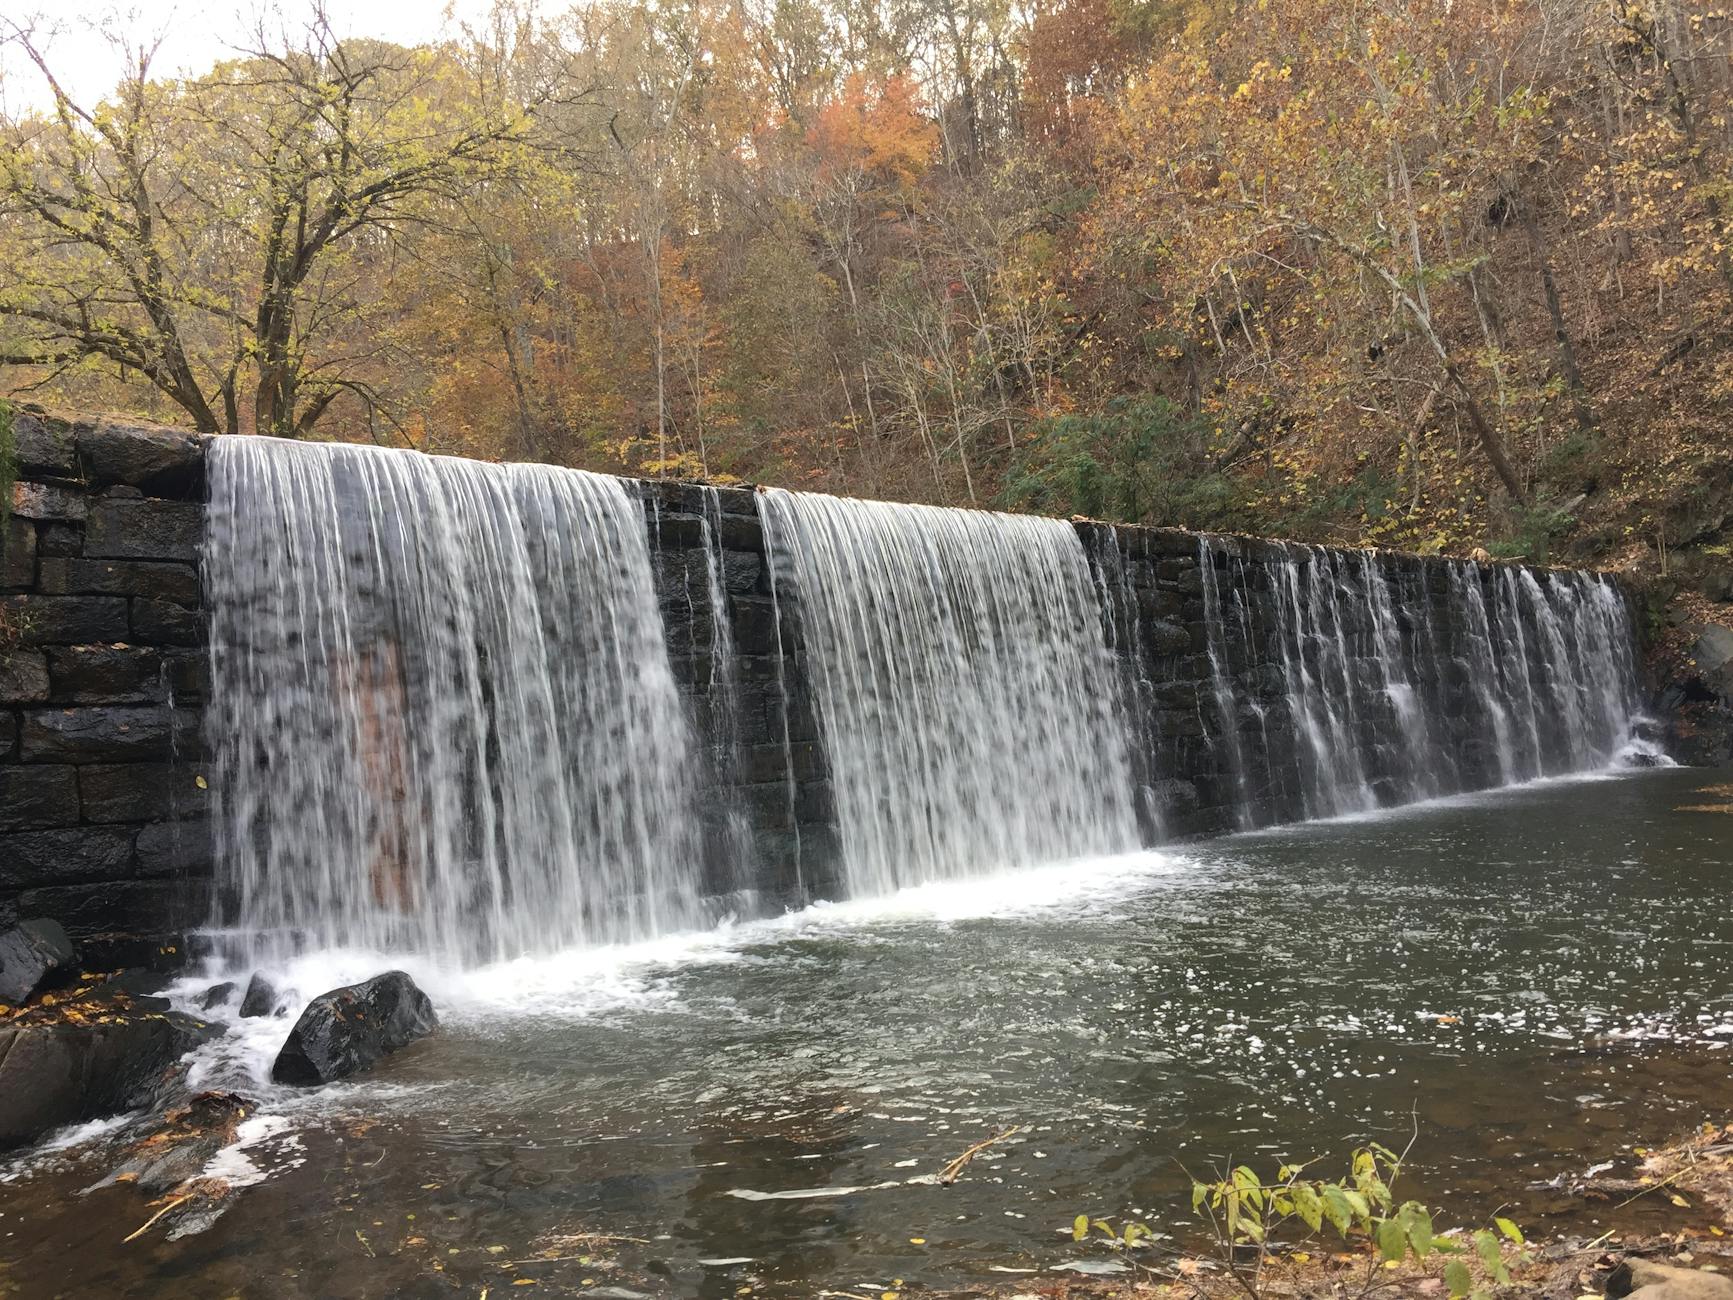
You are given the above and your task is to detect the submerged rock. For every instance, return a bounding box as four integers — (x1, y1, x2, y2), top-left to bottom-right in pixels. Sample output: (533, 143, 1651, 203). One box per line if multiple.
(0, 1008, 221, 1149)
(0, 918, 77, 1005)
(270, 971, 436, 1086)
(238, 972, 279, 1018)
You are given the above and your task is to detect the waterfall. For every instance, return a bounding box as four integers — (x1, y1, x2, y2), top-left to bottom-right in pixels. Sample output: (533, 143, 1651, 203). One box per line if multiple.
(1193, 542, 1650, 823)
(204, 436, 707, 966)
(757, 488, 1140, 896)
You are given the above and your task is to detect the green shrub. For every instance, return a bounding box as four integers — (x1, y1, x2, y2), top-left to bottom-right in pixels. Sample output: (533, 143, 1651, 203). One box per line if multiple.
(1000, 396, 1253, 528)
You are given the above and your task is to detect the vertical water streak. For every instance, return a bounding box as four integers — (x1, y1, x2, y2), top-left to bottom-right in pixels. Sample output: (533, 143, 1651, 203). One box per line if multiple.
(1198, 536, 1251, 825)
(757, 488, 1140, 896)
(205, 436, 707, 966)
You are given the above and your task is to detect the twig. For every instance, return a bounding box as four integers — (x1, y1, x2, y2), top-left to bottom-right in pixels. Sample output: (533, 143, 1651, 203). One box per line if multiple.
(123, 1194, 192, 1243)
(938, 1126, 1023, 1185)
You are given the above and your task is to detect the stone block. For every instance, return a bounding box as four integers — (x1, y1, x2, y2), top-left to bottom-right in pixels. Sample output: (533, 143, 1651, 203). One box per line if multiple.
(134, 819, 213, 877)
(79, 763, 205, 824)
(1144, 619, 1191, 657)
(84, 499, 201, 562)
(164, 650, 208, 700)
(9, 481, 87, 524)
(1, 518, 34, 590)
(0, 766, 79, 830)
(77, 422, 204, 496)
(37, 558, 200, 607)
(21, 705, 175, 762)
(0, 826, 136, 888)
(37, 523, 82, 557)
(131, 597, 203, 646)
(45, 645, 164, 703)
(16, 879, 204, 938)
(1, 595, 129, 645)
(0, 651, 49, 703)
(647, 513, 708, 548)
(722, 550, 761, 594)
(737, 783, 794, 830)
(11, 412, 77, 477)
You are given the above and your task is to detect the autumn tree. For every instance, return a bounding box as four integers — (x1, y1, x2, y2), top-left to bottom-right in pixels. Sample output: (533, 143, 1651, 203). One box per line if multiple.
(0, 11, 546, 436)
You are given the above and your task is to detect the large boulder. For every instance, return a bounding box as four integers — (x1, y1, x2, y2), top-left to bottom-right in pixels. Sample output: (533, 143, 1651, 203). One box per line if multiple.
(0, 1008, 219, 1148)
(0, 918, 77, 1005)
(270, 971, 436, 1086)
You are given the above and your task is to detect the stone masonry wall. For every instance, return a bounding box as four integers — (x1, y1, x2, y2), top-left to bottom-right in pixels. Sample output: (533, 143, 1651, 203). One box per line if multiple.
(2, 412, 209, 941)
(0, 417, 1642, 941)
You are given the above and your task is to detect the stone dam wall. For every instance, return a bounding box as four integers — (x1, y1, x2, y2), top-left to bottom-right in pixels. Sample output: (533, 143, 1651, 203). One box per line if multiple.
(0, 415, 1644, 940)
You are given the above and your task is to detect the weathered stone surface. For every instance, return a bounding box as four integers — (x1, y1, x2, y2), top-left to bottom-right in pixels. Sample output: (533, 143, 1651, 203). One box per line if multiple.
(36, 557, 200, 607)
(0, 1009, 218, 1149)
(21, 705, 175, 762)
(271, 970, 437, 1085)
(45, 645, 164, 703)
(79, 763, 203, 824)
(77, 422, 205, 495)
(37, 523, 82, 557)
(0, 918, 77, 1004)
(15, 880, 199, 937)
(722, 550, 761, 593)
(199, 981, 236, 1010)
(240, 972, 281, 1019)
(11, 412, 77, 477)
(84, 499, 201, 562)
(0, 766, 78, 830)
(0, 826, 135, 888)
(134, 820, 212, 877)
(131, 597, 203, 646)
(1, 595, 129, 645)
(0, 650, 50, 703)
(1, 518, 35, 590)
(10, 481, 87, 524)
(1145, 619, 1192, 656)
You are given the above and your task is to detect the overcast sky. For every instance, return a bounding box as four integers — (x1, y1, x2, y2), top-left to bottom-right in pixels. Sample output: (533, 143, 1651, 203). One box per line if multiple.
(0, 0, 507, 115)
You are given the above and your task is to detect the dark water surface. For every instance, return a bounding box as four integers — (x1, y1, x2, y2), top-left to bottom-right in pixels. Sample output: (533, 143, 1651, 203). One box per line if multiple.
(3, 767, 1731, 1298)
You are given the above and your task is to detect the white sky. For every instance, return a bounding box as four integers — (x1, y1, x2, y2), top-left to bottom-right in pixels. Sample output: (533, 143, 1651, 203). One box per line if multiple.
(0, 0, 507, 115)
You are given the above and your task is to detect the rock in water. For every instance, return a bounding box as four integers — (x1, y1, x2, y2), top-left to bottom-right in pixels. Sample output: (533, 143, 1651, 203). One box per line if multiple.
(0, 1011, 220, 1149)
(0, 919, 77, 1005)
(198, 981, 237, 1010)
(270, 972, 436, 1086)
(238, 972, 278, 1018)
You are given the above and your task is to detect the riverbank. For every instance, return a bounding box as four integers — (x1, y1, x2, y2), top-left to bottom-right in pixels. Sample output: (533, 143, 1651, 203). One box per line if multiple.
(997, 1116, 1733, 1300)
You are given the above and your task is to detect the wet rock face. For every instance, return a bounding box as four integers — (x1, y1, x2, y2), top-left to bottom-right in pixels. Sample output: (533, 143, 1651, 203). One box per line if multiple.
(238, 971, 280, 1018)
(0, 918, 77, 1005)
(0, 1008, 220, 1149)
(270, 971, 437, 1086)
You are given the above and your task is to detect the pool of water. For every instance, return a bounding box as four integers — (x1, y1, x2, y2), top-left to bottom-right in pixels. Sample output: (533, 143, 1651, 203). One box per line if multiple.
(3, 767, 1731, 1298)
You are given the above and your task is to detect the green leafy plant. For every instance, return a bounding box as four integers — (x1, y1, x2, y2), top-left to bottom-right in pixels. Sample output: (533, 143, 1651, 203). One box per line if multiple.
(1070, 1144, 1529, 1300)
(1188, 1145, 1528, 1300)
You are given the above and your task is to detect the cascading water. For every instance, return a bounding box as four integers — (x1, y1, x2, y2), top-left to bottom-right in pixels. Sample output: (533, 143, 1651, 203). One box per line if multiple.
(1195, 537, 1652, 822)
(204, 436, 707, 966)
(757, 489, 1140, 896)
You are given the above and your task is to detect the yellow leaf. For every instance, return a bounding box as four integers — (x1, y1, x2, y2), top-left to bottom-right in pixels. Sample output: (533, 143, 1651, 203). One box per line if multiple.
(1669, 1194, 1691, 1208)
(910, 1237, 926, 1245)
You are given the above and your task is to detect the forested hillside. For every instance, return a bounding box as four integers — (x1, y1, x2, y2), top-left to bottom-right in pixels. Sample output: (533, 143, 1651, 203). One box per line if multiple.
(2, 0, 1730, 571)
